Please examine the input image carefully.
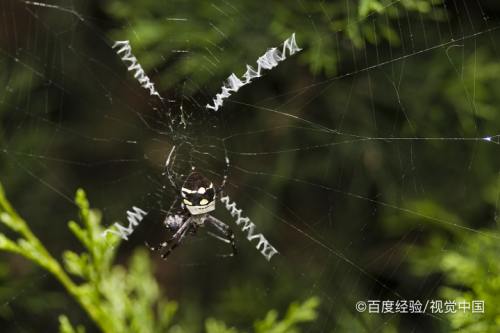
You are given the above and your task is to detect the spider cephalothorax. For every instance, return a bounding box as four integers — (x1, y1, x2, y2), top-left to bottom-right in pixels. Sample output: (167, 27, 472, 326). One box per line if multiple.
(181, 172, 216, 215)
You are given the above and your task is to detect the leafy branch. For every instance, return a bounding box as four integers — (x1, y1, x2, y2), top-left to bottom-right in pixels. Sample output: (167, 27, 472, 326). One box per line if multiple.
(0, 183, 176, 332)
(410, 232, 500, 332)
(205, 297, 320, 333)
(0, 182, 319, 332)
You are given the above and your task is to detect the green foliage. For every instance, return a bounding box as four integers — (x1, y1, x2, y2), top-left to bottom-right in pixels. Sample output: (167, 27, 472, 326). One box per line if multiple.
(104, 0, 442, 80)
(204, 297, 320, 333)
(59, 315, 86, 333)
(0, 182, 319, 333)
(205, 319, 239, 333)
(0, 181, 176, 332)
(410, 231, 500, 332)
(253, 297, 319, 333)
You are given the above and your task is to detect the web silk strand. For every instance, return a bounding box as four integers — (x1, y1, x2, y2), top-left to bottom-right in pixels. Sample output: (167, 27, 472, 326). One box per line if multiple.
(113, 40, 163, 99)
(220, 194, 279, 261)
(206, 33, 302, 111)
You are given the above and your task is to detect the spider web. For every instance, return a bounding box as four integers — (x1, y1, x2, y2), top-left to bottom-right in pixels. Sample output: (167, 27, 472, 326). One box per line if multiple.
(1, 0, 499, 331)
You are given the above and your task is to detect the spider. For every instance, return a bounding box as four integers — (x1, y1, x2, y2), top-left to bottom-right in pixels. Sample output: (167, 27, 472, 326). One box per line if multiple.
(146, 145, 237, 259)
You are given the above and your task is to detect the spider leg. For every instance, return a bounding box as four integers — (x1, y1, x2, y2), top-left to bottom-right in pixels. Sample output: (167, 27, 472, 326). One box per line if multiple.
(204, 215, 237, 257)
(144, 213, 183, 252)
(145, 241, 168, 252)
(217, 140, 230, 194)
(163, 145, 179, 190)
(145, 216, 191, 259)
(160, 217, 192, 260)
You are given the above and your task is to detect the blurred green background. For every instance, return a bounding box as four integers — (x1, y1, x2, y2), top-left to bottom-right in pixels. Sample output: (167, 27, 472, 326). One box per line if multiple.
(1, 0, 500, 332)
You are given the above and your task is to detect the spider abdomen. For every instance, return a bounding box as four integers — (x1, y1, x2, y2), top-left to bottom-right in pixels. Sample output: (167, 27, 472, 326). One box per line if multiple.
(181, 172, 216, 215)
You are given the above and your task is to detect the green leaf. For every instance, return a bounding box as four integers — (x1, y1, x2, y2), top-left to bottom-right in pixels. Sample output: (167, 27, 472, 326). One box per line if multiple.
(59, 315, 86, 333)
(0, 211, 24, 233)
(254, 297, 320, 333)
(75, 189, 90, 222)
(359, 0, 384, 18)
(205, 318, 240, 333)
(63, 250, 92, 279)
(68, 220, 91, 249)
(0, 233, 22, 253)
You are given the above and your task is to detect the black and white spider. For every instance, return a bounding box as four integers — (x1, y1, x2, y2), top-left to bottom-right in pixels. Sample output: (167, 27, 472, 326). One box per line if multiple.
(146, 146, 236, 259)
